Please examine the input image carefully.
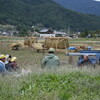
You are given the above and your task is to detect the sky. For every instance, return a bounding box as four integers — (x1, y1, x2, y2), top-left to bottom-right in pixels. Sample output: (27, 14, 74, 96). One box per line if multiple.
(94, 0, 100, 1)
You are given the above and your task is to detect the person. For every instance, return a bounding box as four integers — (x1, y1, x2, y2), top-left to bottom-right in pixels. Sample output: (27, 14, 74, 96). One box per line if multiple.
(77, 54, 96, 67)
(5, 55, 12, 71)
(5, 54, 12, 65)
(41, 48, 60, 69)
(10, 57, 20, 71)
(7, 55, 12, 63)
(0, 54, 9, 74)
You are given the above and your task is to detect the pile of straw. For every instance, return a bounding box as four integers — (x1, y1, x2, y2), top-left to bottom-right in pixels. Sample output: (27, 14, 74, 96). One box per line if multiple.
(76, 45, 88, 51)
(45, 37, 69, 49)
(32, 43, 43, 50)
(68, 45, 89, 52)
(24, 37, 38, 47)
(10, 42, 23, 50)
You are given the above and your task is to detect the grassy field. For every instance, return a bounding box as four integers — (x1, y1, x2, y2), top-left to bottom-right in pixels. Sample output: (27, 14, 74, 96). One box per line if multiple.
(0, 44, 68, 68)
(0, 68, 100, 100)
(0, 37, 100, 49)
(0, 39, 100, 100)
(69, 38, 100, 41)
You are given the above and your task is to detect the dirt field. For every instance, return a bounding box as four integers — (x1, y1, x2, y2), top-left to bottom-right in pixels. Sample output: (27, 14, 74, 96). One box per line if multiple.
(0, 44, 68, 68)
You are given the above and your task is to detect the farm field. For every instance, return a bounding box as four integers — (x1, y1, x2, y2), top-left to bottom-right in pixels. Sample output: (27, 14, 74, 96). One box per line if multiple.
(0, 37, 100, 100)
(0, 37, 100, 49)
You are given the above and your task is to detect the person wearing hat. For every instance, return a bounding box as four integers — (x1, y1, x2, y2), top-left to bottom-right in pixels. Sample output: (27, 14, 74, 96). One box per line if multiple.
(10, 57, 19, 71)
(0, 54, 9, 74)
(41, 48, 60, 69)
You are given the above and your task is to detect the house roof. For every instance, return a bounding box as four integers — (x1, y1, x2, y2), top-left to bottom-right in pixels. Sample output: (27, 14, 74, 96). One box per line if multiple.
(2, 32, 7, 35)
(54, 31, 66, 34)
(96, 34, 100, 36)
(40, 29, 49, 33)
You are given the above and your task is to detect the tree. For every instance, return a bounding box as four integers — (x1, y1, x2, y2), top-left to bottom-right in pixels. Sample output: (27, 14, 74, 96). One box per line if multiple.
(80, 29, 89, 37)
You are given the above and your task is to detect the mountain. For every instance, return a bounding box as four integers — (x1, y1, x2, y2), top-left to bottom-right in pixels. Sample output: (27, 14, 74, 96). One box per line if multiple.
(54, 0, 100, 16)
(0, 0, 100, 31)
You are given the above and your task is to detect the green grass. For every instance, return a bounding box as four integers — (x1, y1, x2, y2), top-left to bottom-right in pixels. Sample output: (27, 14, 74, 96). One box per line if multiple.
(0, 69, 100, 100)
(0, 37, 24, 40)
(0, 37, 100, 42)
(69, 38, 100, 41)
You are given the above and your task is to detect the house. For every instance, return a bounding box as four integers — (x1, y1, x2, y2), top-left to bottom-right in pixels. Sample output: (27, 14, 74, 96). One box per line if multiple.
(39, 29, 55, 37)
(96, 34, 100, 38)
(54, 31, 66, 37)
(2, 31, 8, 36)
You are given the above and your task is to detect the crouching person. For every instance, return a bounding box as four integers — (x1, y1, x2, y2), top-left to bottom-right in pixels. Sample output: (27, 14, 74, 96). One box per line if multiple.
(6, 57, 20, 72)
(0, 54, 9, 75)
(41, 48, 60, 69)
(78, 54, 96, 68)
(5, 55, 12, 71)
(10, 57, 20, 72)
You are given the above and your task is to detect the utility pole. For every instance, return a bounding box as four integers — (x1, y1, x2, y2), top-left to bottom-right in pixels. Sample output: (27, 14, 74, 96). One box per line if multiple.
(32, 26, 35, 36)
(68, 27, 70, 37)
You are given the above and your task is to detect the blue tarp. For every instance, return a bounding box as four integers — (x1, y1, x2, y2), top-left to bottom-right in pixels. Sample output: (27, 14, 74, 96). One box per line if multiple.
(86, 46, 92, 50)
(68, 47, 76, 50)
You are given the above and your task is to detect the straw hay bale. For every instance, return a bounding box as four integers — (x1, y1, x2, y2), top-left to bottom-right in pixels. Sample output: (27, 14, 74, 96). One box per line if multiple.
(32, 43, 47, 53)
(24, 37, 38, 47)
(32, 43, 43, 50)
(45, 37, 69, 49)
(76, 45, 88, 51)
(10, 42, 23, 50)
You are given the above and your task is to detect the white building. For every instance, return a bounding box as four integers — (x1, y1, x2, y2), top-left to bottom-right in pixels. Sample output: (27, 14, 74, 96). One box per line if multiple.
(54, 31, 66, 37)
(2, 32, 8, 36)
(39, 29, 55, 37)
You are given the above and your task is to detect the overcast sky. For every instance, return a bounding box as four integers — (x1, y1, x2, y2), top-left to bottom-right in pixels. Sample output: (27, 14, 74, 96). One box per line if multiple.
(94, 0, 100, 1)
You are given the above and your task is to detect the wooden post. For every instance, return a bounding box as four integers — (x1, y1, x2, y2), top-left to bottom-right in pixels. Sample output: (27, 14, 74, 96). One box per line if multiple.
(68, 56, 74, 64)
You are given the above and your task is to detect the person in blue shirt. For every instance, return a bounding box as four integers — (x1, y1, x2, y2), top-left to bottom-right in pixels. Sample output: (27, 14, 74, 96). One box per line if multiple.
(0, 54, 9, 75)
(78, 54, 96, 68)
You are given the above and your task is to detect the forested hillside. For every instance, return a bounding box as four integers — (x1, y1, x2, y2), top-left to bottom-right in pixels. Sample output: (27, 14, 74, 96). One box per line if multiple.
(0, 0, 100, 31)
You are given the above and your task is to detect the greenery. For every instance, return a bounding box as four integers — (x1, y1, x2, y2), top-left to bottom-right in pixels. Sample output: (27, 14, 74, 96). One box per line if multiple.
(80, 30, 100, 38)
(0, 69, 100, 100)
(0, 0, 100, 31)
(69, 38, 100, 42)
